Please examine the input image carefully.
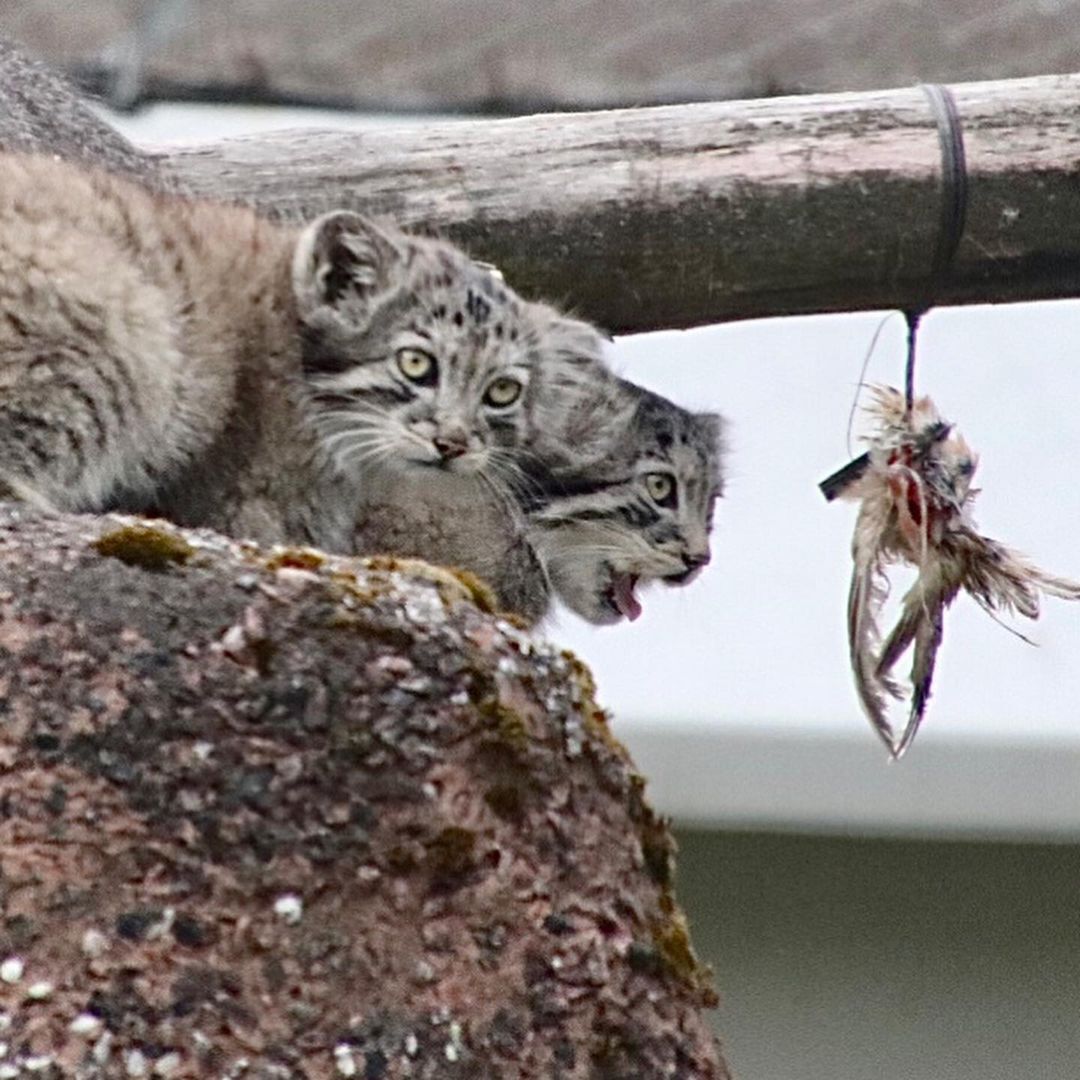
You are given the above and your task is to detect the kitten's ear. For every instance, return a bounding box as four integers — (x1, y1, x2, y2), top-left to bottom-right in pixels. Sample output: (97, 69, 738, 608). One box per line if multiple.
(528, 311, 623, 471)
(543, 314, 610, 363)
(697, 411, 727, 450)
(292, 211, 405, 327)
(695, 411, 729, 490)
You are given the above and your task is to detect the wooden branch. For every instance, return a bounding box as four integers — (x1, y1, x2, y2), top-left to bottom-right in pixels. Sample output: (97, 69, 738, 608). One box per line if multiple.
(0, 508, 726, 1078)
(162, 72, 1080, 335)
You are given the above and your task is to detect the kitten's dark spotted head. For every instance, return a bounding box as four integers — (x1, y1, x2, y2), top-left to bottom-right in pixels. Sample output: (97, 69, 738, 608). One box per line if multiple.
(291, 212, 607, 492)
(529, 380, 725, 625)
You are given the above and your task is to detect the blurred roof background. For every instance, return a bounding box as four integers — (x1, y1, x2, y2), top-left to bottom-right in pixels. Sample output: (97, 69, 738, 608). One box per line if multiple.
(7, 0, 1080, 113)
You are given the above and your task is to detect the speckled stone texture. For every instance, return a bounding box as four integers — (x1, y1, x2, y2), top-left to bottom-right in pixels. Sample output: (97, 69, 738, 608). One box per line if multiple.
(0, 507, 728, 1079)
(0, 38, 179, 193)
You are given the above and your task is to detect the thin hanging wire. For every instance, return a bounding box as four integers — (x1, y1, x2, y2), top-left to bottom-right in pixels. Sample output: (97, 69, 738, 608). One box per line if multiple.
(903, 83, 968, 417)
(820, 83, 968, 501)
(904, 310, 921, 414)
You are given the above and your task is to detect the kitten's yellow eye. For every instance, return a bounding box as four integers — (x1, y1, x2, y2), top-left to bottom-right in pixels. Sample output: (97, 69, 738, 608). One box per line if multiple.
(483, 376, 523, 408)
(644, 472, 676, 507)
(396, 348, 436, 383)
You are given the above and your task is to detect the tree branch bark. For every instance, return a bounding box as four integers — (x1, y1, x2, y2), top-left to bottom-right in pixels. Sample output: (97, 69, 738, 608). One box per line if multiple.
(161, 72, 1080, 334)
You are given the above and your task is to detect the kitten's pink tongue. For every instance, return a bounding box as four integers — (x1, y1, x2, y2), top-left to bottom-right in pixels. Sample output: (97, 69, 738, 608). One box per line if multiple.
(611, 573, 642, 622)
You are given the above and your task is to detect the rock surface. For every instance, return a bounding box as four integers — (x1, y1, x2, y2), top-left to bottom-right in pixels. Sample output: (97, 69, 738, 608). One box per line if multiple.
(0, 37, 178, 192)
(0, 507, 728, 1078)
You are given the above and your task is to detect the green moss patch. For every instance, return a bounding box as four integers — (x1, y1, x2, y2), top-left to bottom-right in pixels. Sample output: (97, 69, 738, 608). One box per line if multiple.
(443, 567, 497, 614)
(650, 897, 718, 1008)
(92, 524, 193, 571)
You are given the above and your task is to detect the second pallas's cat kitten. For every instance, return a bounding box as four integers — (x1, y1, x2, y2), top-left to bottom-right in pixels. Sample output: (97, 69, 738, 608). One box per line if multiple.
(524, 377, 726, 625)
(0, 153, 607, 553)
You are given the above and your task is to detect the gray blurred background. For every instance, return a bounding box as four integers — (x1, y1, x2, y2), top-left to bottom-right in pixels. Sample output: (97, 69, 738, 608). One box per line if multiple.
(8, 0, 1080, 111)
(7, 5, 1080, 1078)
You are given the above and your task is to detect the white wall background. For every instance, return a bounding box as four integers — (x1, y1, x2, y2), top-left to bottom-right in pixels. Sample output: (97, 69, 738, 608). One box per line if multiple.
(562, 306, 1080, 740)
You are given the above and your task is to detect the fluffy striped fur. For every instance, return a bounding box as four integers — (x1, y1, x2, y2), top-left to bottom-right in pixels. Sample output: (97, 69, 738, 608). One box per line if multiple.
(0, 153, 297, 536)
(0, 154, 608, 573)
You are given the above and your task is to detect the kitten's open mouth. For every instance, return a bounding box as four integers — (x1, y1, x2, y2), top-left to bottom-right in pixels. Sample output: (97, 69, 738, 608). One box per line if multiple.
(603, 571, 642, 622)
(664, 567, 699, 586)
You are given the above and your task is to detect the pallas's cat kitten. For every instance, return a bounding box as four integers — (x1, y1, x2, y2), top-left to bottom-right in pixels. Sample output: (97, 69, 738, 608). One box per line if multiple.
(524, 378, 726, 625)
(0, 153, 604, 556)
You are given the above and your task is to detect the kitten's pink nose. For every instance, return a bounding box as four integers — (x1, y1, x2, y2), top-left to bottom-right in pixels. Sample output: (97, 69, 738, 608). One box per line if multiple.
(433, 433, 468, 460)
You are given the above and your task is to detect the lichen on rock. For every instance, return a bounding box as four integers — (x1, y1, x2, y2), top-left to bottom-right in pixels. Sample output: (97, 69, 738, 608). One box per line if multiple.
(92, 521, 194, 570)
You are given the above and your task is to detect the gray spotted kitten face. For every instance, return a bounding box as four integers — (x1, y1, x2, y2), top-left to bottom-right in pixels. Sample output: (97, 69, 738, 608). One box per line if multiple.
(528, 381, 725, 625)
(291, 211, 604, 496)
